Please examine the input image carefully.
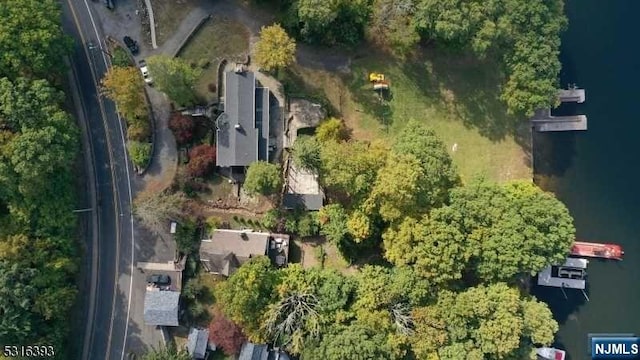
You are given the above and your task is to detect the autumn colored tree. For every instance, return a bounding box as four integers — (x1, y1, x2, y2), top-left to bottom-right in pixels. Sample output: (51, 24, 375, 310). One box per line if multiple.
(315, 117, 348, 142)
(209, 307, 246, 356)
(168, 113, 195, 145)
(187, 144, 216, 177)
(254, 24, 296, 72)
(101, 66, 147, 122)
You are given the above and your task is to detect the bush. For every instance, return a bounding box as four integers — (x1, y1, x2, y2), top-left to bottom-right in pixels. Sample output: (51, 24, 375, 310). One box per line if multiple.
(127, 120, 151, 142)
(175, 220, 200, 255)
(261, 209, 280, 230)
(206, 216, 222, 234)
(111, 47, 132, 67)
(169, 113, 195, 145)
(127, 141, 152, 168)
(297, 212, 319, 237)
(209, 308, 246, 356)
(284, 216, 297, 233)
(187, 144, 216, 177)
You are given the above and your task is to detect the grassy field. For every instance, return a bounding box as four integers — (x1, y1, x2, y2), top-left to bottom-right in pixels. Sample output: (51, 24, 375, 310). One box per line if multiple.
(178, 16, 250, 103)
(290, 47, 532, 183)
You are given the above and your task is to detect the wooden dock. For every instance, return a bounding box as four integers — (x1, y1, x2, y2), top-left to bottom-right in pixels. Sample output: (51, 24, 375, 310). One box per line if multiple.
(531, 88, 588, 132)
(558, 88, 585, 103)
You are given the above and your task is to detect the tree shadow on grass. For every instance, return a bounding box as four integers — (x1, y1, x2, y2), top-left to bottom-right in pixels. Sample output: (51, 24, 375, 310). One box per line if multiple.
(402, 46, 522, 141)
(344, 45, 524, 142)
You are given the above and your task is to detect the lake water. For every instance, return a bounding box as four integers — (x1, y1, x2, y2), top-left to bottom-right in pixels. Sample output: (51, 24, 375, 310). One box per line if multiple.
(532, 0, 640, 358)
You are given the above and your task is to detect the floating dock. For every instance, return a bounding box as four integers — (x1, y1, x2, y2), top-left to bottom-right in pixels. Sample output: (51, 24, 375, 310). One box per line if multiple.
(537, 257, 588, 289)
(531, 88, 588, 132)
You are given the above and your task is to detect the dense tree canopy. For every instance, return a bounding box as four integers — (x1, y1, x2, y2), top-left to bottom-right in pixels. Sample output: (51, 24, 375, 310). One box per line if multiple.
(254, 24, 297, 72)
(243, 161, 282, 196)
(209, 308, 246, 356)
(216, 257, 281, 341)
(147, 55, 201, 107)
(284, 0, 371, 45)
(319, 139, 388, 203)
(0, 47, 79, 359)
(412, 283, 558, 359)
(0, 0, 71, 80)
(413, 0, 567, 116)
(187, 144, 216, 178)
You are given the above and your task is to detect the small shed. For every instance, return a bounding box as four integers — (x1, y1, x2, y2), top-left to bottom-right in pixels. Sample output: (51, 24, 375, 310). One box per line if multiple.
(187, 328, 209, 359)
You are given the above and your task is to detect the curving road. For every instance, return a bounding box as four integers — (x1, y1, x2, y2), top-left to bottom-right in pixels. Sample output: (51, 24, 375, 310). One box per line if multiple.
(61, 1, 136, 359)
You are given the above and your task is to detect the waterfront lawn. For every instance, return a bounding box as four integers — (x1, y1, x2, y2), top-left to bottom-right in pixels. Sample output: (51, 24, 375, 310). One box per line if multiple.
(289, 47, 532, 183)
(178, 16, 250, 103)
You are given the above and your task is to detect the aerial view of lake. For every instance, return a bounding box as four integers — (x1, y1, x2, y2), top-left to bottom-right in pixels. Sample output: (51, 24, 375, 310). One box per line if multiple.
(532, 1, 640, 359)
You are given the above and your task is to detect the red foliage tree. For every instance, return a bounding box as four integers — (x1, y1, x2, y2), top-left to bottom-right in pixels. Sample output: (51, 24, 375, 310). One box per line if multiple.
(169, 113, 195, 145)
(209, 308, 246, 356)
(187, 144, 216, 177)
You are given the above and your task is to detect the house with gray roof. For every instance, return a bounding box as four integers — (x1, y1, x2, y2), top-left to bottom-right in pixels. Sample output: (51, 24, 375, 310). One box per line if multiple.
(187, 328, 209, 359)
(199, 229, 290, 277)
(239, 342, 269, 360)
(216, 70, 270, 168)
(143, 290, 180, 326)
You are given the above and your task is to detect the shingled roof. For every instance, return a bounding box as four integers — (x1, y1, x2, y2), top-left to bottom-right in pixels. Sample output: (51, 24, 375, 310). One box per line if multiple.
(187, 328, 209, 359)
(216, 71, 270, 167)
(143, 290, 180, 326)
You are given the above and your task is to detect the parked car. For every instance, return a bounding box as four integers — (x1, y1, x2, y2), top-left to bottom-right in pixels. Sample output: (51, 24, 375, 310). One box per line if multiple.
(139, 60, 153, 85)
(123, 36, 139, 55)
(147, 274, 171, 286)
(103, 0, 114, 10)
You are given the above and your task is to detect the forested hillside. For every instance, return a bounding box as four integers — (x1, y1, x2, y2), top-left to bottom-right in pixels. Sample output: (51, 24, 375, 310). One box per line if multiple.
(0, 0, 79, 357)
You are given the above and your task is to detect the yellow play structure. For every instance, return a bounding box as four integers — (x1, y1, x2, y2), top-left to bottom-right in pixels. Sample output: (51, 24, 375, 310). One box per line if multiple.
(368, 72, 389, 91)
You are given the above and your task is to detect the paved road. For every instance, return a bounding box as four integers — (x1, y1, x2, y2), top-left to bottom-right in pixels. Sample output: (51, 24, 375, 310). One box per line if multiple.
(61, 1, 137, 359)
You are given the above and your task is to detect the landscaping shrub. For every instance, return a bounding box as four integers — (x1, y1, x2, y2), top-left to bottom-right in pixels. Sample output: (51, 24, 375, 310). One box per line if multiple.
(127, 141, 152, 168)
(297, 212, 320, 237)
(187, 144, 216, 177)
(169, 112, 195, 145)
(175, 220, 200, 255)
(127, 120, 151, 142)
(111, 47, 132, 67)
(261, 209, 280, 230)
(285, 216, 297, 234)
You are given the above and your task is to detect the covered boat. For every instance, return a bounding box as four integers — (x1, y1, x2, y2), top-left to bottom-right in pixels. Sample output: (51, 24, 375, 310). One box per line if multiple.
(536, 347, 566, 360)
(571, 241, 624, 260)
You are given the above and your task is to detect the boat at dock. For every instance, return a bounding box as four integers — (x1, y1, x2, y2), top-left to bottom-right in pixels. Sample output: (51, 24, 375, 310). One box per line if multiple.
(536, 347, 566, 360)
(570, 241, 624, 261)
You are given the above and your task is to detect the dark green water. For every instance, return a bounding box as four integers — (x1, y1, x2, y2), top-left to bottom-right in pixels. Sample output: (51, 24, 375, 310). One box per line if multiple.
(532, 1, 640, 358)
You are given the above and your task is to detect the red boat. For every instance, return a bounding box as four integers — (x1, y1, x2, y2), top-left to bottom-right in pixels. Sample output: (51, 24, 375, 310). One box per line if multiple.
(570, 241, 624, 260)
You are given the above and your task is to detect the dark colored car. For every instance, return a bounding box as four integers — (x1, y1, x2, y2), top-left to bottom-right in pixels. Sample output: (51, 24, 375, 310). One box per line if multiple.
(103, 0, 115, 10)
(147, 274, 170, 286)
(123, 36, 139, 55)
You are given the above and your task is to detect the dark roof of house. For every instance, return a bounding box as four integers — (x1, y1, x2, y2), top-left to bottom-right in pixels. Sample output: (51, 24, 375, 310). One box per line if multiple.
(239, 343, 269, 360)
(282, 193, 324, 211)
(143, 290, 180, 326)
(216, 71, 270, 167)
(200, 251, 242, 277)
(187, 328, 209, 359)
(199, 230, 269, 276)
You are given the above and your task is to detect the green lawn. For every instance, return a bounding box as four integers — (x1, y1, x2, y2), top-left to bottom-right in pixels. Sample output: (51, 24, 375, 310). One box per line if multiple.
(290, 47, 532, 183)
(178, 16, 250, 103)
